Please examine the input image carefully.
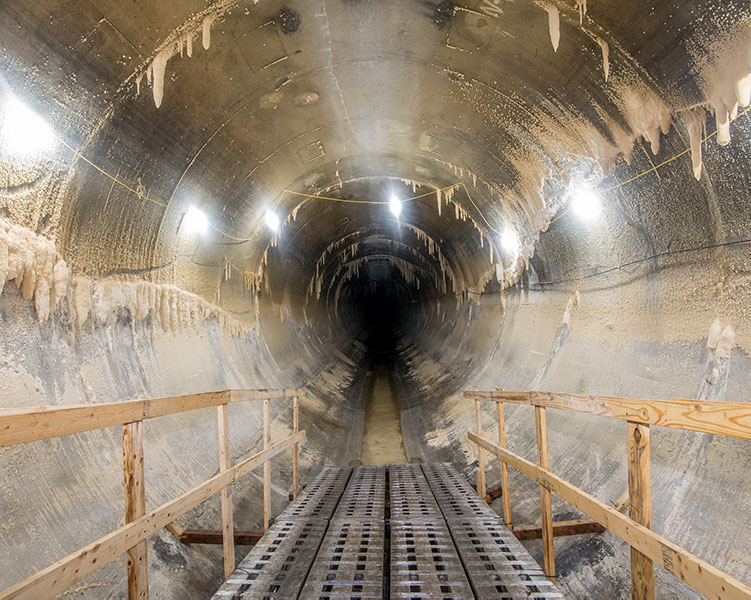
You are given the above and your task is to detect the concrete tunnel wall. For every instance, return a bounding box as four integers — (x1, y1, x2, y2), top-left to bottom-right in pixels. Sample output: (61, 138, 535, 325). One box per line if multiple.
(1, 0, 751, 598)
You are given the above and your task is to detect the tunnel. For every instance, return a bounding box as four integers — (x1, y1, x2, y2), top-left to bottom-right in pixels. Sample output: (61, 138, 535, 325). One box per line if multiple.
(1, 0, 751, 598)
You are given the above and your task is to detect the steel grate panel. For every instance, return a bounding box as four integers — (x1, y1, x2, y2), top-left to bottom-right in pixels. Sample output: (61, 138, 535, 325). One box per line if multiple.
(422, 463, 499, 520)
(214, 464, 565, 600)
(389, 464, 442, 520)
(448, 519, 564, 599)
(211, 519, 327, 599)
(299, 519, 384, 599)
(277, 467, 351, 521)
(332, 466, 385, 522)
(390, 519, 474, 599)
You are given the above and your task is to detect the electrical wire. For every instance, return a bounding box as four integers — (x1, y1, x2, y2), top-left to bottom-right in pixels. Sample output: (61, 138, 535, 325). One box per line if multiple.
(542, 104, 751, 230)
(532, 237, 751, 287)
(55, 135, 262, 242)
(465, 237, 751, 293)
(282, 185, 462, 205)
(52, 102, 751, 247)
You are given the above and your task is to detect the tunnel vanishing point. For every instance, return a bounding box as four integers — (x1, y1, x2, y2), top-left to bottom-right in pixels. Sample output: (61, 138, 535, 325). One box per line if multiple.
(1, 0, 751, 598)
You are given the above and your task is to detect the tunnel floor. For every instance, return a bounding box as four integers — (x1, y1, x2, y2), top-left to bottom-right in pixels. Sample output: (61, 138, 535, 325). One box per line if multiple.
(360, 358, 408, 465)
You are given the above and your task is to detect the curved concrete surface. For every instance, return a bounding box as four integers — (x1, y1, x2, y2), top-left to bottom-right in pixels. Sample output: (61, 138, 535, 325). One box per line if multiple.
(0, 0, 750, 597)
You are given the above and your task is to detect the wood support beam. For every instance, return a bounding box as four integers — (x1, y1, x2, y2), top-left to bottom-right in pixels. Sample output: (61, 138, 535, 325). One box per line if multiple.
(263, 398, 271, 532)
(475, 399, 486, 501)
(164, 522, 184, 539)
(178, 529, 263, 546)
(292, 396, 299, 500)
(217, 404, 235, 578)
(464, 390, 751, 440)
(468, 432, 751, 600)
(535, 406, 555, 580)
(0, 431, 304, 600)
(628, 421, 654, 600)
(497, 401, 512, 527)
(0, 389, 306, 448)
(123, 422, 148, 600)
(512, 518, 606, 541)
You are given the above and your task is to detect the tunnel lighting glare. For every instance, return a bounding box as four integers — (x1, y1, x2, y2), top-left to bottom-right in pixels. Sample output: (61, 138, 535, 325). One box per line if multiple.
(183, 206, 209, 236)
(570, 187, 601, 222)
(1, 96, 56, 157)
(389, 194, 402, 218)
(264, 209, 280, 232)
(500, 229, 519, 254)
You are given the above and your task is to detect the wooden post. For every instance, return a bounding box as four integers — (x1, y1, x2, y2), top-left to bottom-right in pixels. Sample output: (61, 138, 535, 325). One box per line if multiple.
(535, 405, 555, 580)
(217, 404, 235, 578)
(263, 398, 271, 531)
(475, 399, 486, 501)
(628, 421, 654, 600)
(292, 396, 299, 500)
(123, 421, 148, 600)
(497, 402, 512, 527)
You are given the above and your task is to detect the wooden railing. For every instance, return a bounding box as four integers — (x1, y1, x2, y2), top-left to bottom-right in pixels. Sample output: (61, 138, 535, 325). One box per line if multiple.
(466, 389, 751, 600)
(0, 388, 306, 600)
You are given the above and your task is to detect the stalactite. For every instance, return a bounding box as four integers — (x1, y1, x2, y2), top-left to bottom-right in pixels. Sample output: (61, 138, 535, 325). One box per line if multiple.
(546, 5, 560, 52)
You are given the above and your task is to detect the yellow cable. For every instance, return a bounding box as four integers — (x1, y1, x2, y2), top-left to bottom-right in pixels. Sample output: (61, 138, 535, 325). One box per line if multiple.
(542, 104, 751, 230)
(282, 183, 462, 205)
(56, 136, 259, 242)
(55, 103, 750, 247)
(458, 182, 502, 234)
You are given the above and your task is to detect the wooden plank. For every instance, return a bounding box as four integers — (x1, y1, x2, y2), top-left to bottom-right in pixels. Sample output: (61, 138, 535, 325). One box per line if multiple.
(468, 432, 751, 600)
(535, 406, 555, 580)
(463, 390, 751, 440)
(0, 431, 305, 600)
(292, 396, 299, 500)
(0, 389, 306, 448)
(614, 489, 630, 513)
(123, 422, 148, 600)
(178, 529, 263, 546)
(497, 402, 512, 527)
(475, 399, 486, 501)
(217, 404, 235, 579)
(628, 421, 654, 600)
(511, 518, 606, 541)
(164, 522, 184, 539)
(263, 398, 271, 532)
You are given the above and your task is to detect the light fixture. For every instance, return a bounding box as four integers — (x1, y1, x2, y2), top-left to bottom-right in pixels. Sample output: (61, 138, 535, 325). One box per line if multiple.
(183, 205, 208, 236)
(500, 229, 519, 254)
(389, 193, 402, 218)
(1, 95, 56, 157)
(570, 186, 601, 221)
(264, 209, 280, 232)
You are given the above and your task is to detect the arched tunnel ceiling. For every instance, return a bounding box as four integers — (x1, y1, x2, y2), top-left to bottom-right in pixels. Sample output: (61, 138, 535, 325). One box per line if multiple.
(1, 0, 751, 323)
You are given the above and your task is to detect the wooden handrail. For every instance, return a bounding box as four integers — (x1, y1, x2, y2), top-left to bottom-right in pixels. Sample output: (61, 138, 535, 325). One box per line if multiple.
(467, 388, 751, 600)
(464, 390, 751, 439)
(0, 432, 304, 600)
(0, 389, 306, 600)
(0, 388, 304, 448)
(469, 432, 751, 600)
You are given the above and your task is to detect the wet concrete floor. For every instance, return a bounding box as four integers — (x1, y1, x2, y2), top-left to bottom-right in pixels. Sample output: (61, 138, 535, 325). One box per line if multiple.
(360, 361, 408, 465)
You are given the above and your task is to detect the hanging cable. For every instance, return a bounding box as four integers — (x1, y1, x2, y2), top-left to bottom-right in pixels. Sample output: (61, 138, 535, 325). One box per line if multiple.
(466, 237, 751, 293)
(51, 103, 751, 247)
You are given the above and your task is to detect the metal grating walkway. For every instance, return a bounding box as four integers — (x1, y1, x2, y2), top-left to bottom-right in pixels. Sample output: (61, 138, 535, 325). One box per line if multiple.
(332, 465, 386, 521)
(300, 519, 384, 599)
(212, 463, 564, 599)
(277, 467, 352, 521)
(389, 464, 441, 520)
(212, 518, 328, 599)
